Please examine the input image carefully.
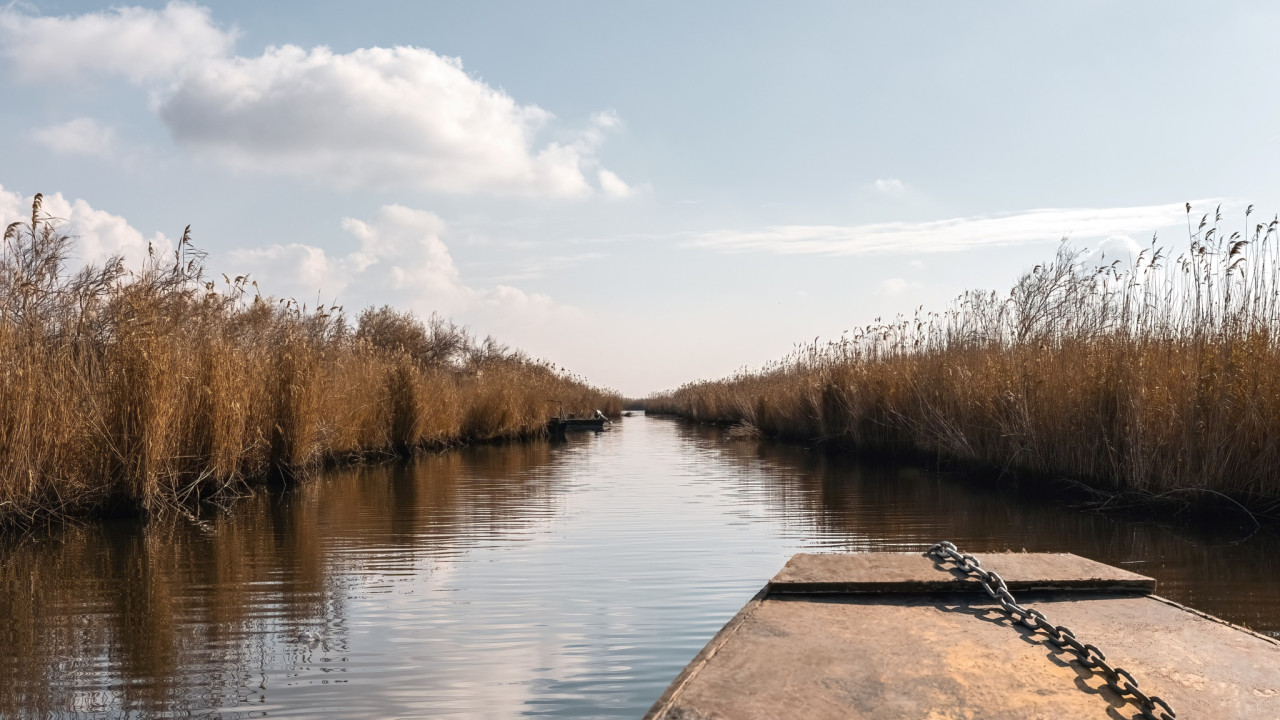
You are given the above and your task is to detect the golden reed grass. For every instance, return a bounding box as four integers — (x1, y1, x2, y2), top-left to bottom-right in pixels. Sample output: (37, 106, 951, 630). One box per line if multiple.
(649, 204, 1280, 517)
(0, 196, 620, 525)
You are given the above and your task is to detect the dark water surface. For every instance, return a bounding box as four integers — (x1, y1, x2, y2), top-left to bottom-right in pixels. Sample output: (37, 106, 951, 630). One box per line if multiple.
(2, 415, 1279, 718)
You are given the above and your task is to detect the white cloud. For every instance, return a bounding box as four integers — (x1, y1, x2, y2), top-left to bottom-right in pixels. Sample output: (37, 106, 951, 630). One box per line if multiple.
(0, 4, 629, 198)
(0, 187, 20, 221)
(0, 2, 235, 83)
(873, 178, 905, 193)
(159, 44, 620, 196)
(597, 169, 633, 198)
(32, 118, 116, 157)
(1092, 234, 1145, 261)
(692, 202, 1211, 256)
(0, 186, 173, 268)
(229, 205, 581, 326)
(3, 187, 582, 350)
(588, 110, 622, 131)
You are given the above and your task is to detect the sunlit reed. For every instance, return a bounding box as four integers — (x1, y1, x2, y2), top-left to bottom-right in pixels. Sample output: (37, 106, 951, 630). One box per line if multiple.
(649, 204, 1280, 516)
(0, 196, 620, 525)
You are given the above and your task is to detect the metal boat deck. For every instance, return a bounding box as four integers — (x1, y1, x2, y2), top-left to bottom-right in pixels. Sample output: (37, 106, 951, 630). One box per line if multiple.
(645, 551, 1280, 719)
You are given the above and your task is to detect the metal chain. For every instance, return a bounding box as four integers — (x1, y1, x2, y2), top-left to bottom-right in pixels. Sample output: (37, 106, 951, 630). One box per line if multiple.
(928, 541, 1175, 720)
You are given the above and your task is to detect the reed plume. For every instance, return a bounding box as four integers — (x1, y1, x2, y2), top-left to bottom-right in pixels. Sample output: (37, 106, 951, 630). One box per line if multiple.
(649, 205, 1280, 517)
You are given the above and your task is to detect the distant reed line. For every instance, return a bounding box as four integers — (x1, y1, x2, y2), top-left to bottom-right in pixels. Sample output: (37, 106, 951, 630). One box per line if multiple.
(0, 195, 620, 525)
(648, 203, 1280, 518)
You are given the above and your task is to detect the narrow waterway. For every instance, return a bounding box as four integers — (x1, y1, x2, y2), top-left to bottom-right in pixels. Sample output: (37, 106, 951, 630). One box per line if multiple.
(2, 414, 1278, 718)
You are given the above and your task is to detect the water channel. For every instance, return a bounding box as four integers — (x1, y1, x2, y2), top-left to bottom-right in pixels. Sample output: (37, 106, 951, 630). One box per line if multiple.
(2, 414, 1278, 718)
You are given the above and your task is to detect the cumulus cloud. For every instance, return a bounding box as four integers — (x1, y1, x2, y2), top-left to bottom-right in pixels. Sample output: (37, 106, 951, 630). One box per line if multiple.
(32, 118, 116, 157)
(597, 169, 633, 198)
(0, 2, 234, 83)
(0, 3, 629, 197)
(1091, 234, 1145, 261)
(873, 178, 905, 193)
(230, 205, 581, 326)
(0, 186, 173, 267)
(1, 186, 583, 349)
(159, 45, 619, 195)
(692, 202, 1209, 256)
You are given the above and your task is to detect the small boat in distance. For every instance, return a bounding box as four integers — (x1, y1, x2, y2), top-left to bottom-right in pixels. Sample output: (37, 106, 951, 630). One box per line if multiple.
(548, 408, 610, 439)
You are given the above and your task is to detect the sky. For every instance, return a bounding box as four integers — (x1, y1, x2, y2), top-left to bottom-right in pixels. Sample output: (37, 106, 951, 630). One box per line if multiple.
(1, 1, 1277, 395)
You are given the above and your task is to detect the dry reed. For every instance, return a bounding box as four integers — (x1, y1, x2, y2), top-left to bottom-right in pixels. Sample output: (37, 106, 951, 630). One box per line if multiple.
(649, 204, 1280, 517)
(0, 196, 620, 525)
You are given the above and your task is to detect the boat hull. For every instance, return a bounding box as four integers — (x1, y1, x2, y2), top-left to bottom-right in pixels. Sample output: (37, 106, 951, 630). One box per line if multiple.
(547, 418, 606, 438)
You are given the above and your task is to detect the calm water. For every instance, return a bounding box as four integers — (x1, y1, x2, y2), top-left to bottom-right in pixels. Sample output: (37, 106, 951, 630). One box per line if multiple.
(2, 414, 1279, 718)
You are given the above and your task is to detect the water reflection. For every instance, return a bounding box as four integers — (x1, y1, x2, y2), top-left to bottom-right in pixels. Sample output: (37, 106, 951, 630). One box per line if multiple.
(674, 421, 1280, 637)
(0, 442, 566, 718)
(0, 417, 1277, 718)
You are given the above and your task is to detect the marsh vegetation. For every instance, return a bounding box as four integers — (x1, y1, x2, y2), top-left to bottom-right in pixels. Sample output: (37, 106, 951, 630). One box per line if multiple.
(0, 196, 619, 525)
(648, 205, 1280, 518)
(2, 415, 1277, 717)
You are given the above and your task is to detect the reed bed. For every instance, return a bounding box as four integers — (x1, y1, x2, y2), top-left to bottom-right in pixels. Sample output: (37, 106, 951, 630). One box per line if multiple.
(0, 196, 620, 525)
(650, 204, 1280, 517)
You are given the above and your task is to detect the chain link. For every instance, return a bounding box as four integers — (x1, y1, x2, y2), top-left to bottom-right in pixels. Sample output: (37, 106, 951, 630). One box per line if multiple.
(928, 541, 1175, 720)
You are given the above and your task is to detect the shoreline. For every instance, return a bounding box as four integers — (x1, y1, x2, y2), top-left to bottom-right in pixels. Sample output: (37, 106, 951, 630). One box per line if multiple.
(643, 410, 1278, 529)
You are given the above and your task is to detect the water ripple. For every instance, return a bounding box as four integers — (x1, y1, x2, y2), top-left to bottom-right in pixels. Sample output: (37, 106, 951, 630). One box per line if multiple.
(1, 415, 1278, 718)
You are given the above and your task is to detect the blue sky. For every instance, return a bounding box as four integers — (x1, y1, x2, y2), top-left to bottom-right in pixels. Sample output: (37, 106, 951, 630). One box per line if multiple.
(1, 1, 1276, 394)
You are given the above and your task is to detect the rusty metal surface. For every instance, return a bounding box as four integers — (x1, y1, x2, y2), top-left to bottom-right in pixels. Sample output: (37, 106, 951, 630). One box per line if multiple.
(772, 552, 1156, 594)
(647, 554, 1280, 720)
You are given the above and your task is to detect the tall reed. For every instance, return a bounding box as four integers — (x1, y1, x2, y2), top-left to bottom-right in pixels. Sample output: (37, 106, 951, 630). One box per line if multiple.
(0, 196, 620, 525)
(650, 204, 1280, 516)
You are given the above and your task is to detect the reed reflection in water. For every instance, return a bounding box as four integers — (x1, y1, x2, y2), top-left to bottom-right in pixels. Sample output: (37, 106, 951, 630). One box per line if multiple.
(1, 415, 1277, 718)
(676, 422, 1280, 635)
(0, 443, 566, 718)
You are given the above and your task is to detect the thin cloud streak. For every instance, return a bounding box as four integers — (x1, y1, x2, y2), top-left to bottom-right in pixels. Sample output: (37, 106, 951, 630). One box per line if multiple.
(691, 201, 1225, 256)
(474, 252, 608, 283)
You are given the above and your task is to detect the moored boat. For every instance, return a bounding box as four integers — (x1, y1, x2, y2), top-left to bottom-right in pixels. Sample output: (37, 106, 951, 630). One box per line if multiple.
(547, 410, 611, 439)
